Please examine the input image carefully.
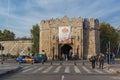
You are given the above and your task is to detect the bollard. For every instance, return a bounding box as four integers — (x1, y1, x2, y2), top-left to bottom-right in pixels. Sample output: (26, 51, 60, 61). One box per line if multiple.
(82, 61, 85, 66)
(31, 62, 34, 65)
(1, 61, 3, 64)
(60, 62, 62, 65)
(50, 61, 52, 65)
(19, 62, 21, 65)
(42, 61, 44, 65)
(107, 64, 110, 70)
(74, 61, 76, 65)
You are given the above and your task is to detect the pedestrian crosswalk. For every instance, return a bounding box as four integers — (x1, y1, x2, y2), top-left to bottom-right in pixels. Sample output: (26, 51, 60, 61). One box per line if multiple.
(74, 66, 81, 73)
(53, 66, 62, 73)
(64, 66, 70, 73)
(19, 65, 113, 74)
(82, 66, 92, 73)
(32, 66, 44, 73)
(42, 66, 53, 73)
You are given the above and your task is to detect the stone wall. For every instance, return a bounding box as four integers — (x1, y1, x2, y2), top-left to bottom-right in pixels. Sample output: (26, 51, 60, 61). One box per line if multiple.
(39, 16, 100, 59)
(0, 40, 32, 55)
(83, 18, 100, 58)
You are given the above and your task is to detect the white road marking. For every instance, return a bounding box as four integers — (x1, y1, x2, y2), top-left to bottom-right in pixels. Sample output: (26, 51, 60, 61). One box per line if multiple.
(22, 67, 37, 73)
(94, 69, 103, 74)
(53, 66, 61, 73)
(23, 66, 30, 69)
(82, 66, 92, 73)
(32, 66, 45, 73)
(112, 77, 120, 79)
(42, 66, 53, 73)
(21, 66, 33, 71)
(65, 66, 70, 73)
(103, 69, 112, 74)
(61, 75, 64, 80)
(74, 66, 81, 73)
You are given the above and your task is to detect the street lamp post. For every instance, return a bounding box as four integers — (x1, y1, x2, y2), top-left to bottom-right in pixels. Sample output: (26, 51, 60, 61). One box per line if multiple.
(0, 43, 4, 64)
(28, 47, 30, 56)
(108, 41, 111, 64)
(52, 47, 54, 60)
(106, 41, 111, 70)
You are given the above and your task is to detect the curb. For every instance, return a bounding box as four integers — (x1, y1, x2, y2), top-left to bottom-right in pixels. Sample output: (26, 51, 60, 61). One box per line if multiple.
(108, 68, 120, 74)
(0, 66, 22, 77)
(104, 65, 120, 74)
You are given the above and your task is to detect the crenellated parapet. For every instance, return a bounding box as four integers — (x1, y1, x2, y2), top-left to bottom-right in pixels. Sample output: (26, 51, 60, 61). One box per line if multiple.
(40, 16, 83, 28)
(39, 16, 100, 59)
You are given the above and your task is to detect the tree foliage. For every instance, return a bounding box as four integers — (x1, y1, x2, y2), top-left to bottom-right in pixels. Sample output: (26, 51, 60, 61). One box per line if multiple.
(99, 22, 118, 53)
(30, 24, 39, 54)
(0, 29, 15, 41)
(115, 26, 120, 43)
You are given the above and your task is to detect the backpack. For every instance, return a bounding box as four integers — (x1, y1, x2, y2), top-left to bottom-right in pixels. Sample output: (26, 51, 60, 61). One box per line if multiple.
(89, 56, 95, 62)
(99, 54, 104, 61)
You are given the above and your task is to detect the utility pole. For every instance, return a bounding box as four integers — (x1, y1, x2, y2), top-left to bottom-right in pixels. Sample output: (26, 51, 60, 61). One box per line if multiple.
(108, 41, 111, 64)
(117, 43, 120, 57)
(28, 47, 30, 56)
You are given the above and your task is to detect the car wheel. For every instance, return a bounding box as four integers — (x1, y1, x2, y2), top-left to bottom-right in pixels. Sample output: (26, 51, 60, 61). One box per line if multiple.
(31, 61, 34, 64)
(19, 61, 21, 64)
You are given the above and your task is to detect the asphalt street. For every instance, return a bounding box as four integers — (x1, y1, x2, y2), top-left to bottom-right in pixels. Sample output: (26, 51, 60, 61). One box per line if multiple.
(0, 62, 120, 80)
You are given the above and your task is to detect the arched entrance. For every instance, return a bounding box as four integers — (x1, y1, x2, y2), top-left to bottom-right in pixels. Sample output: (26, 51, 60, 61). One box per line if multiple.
(60, 44, 72, 60)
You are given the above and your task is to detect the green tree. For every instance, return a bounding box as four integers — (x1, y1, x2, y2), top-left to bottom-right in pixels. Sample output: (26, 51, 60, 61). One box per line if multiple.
(115, 26, 120, 57)
(0, 29, 15, 41)
(0, 30, 3, 40)
(31, 24, 39, 54)
(100, 22, 118, 53)
(116, 26, 120, 43)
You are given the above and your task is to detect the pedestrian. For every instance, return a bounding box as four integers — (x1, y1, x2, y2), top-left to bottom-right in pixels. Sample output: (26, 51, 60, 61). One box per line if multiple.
(110, 52, 113, 64)
(90, 55, 96, 69)
(98, 53, 105, 69)
(111, 52, 115, 64)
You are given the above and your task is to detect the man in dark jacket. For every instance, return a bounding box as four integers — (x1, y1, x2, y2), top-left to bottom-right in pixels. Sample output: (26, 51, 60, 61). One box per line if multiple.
(90, 55, 96, 69)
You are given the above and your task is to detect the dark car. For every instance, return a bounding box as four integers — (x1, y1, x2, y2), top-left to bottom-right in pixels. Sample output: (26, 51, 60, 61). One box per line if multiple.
(16, 55, 34, 63)
(34, 54, 47, 63)
(16, 55, 26, 63)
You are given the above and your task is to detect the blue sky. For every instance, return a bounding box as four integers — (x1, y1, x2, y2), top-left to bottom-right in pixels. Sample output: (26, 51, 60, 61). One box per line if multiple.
(0, 0, 120, 38)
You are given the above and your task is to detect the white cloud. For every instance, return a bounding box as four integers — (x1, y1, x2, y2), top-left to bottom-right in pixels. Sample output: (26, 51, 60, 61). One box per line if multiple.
(0, 0, 120, 37)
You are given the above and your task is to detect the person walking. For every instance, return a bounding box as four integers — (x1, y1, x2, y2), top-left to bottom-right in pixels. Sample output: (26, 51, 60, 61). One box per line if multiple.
(90, 55, 96, 69)
(98, 53, 105, 69)
(111, 52, 115, 64)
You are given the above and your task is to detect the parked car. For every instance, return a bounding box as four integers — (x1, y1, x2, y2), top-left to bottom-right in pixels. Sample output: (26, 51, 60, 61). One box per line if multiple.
(24, 56, 34, 63)
(34, 54, 47, 63)
(16, 55, 34, 63)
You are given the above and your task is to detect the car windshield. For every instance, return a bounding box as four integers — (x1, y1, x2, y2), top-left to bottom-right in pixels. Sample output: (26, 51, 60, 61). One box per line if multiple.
(39, 55, 42, 57)
(19, 56, 25, 58)
(26, 56, 31, 58)
(19, 56, 31, 58)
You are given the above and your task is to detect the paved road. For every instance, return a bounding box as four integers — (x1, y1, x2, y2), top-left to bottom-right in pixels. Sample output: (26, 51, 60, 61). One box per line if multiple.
(0, 63, 120, 80)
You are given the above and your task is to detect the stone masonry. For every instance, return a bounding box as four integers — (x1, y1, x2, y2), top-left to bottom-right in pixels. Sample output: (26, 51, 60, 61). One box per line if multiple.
(0, 40, 31, 55)
(39, 16, 100, 59)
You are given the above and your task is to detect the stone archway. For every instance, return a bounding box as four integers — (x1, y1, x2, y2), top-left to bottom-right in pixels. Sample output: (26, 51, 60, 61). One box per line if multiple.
(60, 44, 72, 60)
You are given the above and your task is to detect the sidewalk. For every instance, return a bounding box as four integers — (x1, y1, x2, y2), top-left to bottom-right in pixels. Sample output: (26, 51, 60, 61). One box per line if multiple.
(109, 64, 120, 74)
(0, 63, 21, 77)
(105, 63, 120, 74)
